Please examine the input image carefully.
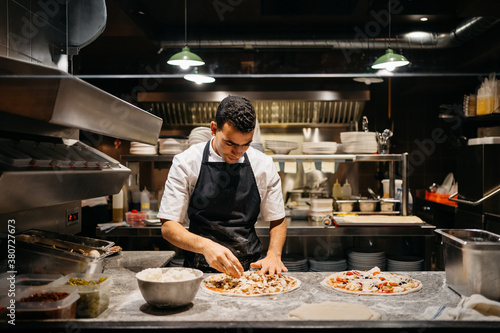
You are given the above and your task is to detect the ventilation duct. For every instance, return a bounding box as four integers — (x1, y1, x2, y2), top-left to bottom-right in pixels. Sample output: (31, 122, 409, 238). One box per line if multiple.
(160, 17, 500, 50)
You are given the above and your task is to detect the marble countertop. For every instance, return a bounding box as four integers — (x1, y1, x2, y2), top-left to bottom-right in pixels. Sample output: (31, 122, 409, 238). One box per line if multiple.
(4, 251, 499, 332)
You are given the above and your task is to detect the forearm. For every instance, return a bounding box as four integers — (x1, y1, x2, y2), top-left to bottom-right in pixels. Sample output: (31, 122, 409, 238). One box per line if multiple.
(161, 219, 208, 254)
(267, 217, 287, 257)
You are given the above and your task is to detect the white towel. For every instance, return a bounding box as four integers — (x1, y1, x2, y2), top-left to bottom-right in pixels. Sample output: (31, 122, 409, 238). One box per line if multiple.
(423, 294, 500, 321)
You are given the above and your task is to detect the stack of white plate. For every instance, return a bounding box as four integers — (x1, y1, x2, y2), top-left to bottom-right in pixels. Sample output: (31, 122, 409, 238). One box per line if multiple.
(387, 256, 424, 271)
(167, 258, 185, 267)
(308, 258, 347, 272)
(158, 138, 189, 155)
(282, 256, 309, 272)
(130, 141, 157, 155)
(302, 141, 337, 154)
(346, 247, 386, 271)
(265, 140, 298, 154)
(340, 132, 378, 154)
(188, 127, 212, 147)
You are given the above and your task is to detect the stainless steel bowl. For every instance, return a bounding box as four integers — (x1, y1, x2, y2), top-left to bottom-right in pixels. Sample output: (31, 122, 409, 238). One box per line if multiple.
(136, 268, 203, 308)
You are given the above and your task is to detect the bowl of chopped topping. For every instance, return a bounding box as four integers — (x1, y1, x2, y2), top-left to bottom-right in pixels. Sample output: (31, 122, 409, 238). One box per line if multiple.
(136, 267, 203, 308)
(64, 273, 112, 318)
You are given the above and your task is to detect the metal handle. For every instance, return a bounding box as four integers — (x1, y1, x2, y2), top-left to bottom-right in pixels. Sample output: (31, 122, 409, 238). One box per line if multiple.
(448, 185, 500, 206)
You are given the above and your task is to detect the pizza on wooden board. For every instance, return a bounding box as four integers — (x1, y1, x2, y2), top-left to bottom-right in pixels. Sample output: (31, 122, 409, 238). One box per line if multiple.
(321, 266, 422, 295)
(201, 271, 301, 297)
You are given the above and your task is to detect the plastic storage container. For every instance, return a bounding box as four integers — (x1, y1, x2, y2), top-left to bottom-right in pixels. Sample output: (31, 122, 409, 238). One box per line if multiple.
(126, 209, 147, 226)
(15, 274, 64, 287)
(62, 273, 112, 318)
(16, 285, 80, 319)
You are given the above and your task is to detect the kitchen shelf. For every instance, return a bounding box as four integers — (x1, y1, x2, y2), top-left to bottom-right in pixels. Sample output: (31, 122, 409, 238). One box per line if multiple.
(121, 154, 174, 163)
(270, 153, 404, 162)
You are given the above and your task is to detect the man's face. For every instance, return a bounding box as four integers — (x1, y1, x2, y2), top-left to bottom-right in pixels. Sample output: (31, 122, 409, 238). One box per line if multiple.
(211, 121, 254, 164)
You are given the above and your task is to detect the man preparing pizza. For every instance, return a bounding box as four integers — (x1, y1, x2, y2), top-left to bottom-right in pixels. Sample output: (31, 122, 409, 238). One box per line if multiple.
(158, 95, 288, 278)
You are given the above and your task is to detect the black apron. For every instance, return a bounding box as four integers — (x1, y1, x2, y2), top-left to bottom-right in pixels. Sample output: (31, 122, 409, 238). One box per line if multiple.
(184, 141, 262, 272)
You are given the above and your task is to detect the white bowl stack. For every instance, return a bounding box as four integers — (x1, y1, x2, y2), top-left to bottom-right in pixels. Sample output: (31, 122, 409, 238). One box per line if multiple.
(188, 127, 212, 147)
(158, 138, 189, 155)
(340, 132, 378, 154)
(308, 258, 347, 272)
(130, 141, 157, 155)
(386, 255, 424, 271)
(347, 247, 386, 271)
(302, 141, 337, 154)
(265, 140, 298, 154)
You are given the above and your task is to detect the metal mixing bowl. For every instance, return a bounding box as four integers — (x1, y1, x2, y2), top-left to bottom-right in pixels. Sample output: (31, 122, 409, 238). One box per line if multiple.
(136, 268, 203, 308)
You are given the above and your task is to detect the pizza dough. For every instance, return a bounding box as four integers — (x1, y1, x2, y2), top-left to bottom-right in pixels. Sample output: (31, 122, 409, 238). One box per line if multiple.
(289, 302, 381, 320)
(321, 266, 422, 296)
(201, 271, 301, 297)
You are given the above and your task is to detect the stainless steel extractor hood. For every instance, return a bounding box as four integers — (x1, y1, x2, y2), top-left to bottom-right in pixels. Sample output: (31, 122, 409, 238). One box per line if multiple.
(0, 56, 162, 234)
(0, 56, 162, 145)
(138, 90, 369, 128)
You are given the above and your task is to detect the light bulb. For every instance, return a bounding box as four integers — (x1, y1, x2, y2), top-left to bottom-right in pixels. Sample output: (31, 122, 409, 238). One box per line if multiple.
(180, 64, 190, 70)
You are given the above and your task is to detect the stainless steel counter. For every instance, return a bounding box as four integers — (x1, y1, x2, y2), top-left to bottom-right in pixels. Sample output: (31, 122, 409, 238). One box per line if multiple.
(4, 251, 498, 332)
(96, 221, 437, 269)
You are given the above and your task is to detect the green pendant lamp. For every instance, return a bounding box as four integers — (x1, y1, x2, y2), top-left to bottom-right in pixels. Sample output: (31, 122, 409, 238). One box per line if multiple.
(371, 1, 409, 71)
(167, 0, 204, 70)
(371, 49, 409, 71)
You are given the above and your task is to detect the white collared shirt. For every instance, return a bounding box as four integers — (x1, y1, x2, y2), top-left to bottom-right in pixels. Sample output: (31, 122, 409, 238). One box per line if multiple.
(158, 138, 285, 223)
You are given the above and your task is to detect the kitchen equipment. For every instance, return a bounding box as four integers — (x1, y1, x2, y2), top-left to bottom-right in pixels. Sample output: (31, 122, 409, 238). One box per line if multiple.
(302, 141, 337, 154)
(15, 229, 114, 275)
(335, 200, 356, 213)
(0, 55, 162, 234)
(435, 229, 500, 300)
(380, 198, 399, 212)
(358, 199, 378, 212)
(453, 144, 500, 232)
(367, 187, 379, 200)
(136, 268, 203, 308)
(340, 132, 378, 154)
(265, 140, 298, 154)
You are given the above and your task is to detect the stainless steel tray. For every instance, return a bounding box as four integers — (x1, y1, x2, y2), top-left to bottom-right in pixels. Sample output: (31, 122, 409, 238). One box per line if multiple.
(16, 230, 114, 275)
(435, 229, 500, 300)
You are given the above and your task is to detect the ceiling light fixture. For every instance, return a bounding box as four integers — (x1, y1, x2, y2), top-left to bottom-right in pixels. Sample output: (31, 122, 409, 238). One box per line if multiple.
(420, 17, 429, 22)
(353, 77, 384, 85)
(184, 67, 215, 84)
(167, 0, 204, 70)
(371, 1, 409, 71)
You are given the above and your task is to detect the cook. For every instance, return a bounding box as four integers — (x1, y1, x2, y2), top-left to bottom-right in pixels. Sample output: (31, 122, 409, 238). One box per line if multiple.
(158, 95, 288, 278)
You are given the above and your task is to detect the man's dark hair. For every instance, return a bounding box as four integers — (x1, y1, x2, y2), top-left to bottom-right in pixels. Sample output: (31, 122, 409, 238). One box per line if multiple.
(215, 95, 256, 133)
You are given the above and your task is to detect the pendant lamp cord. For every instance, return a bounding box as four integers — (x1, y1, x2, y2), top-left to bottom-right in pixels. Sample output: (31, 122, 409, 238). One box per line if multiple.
(387, 0, 391, 49)
(184, 0, 188, 47)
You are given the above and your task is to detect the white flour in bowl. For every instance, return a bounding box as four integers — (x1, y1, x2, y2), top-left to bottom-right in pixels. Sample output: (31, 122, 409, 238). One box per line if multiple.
(137, 268, 199, 282)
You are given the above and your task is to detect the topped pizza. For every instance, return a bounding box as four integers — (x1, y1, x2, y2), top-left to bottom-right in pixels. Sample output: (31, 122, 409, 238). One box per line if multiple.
(322, 266, 422, 295)
(201, 271, 301, 297)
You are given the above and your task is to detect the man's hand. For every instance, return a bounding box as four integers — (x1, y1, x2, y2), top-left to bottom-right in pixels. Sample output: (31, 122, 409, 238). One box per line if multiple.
(250, 252, 288, 276)
(201, 239, 244, 278)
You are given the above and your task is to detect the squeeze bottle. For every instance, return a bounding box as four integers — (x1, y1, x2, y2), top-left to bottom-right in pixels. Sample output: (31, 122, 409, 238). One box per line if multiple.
(341, 180, 352, 199)
(332, 179, 342, 199)
(140, 187, 150, 212)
